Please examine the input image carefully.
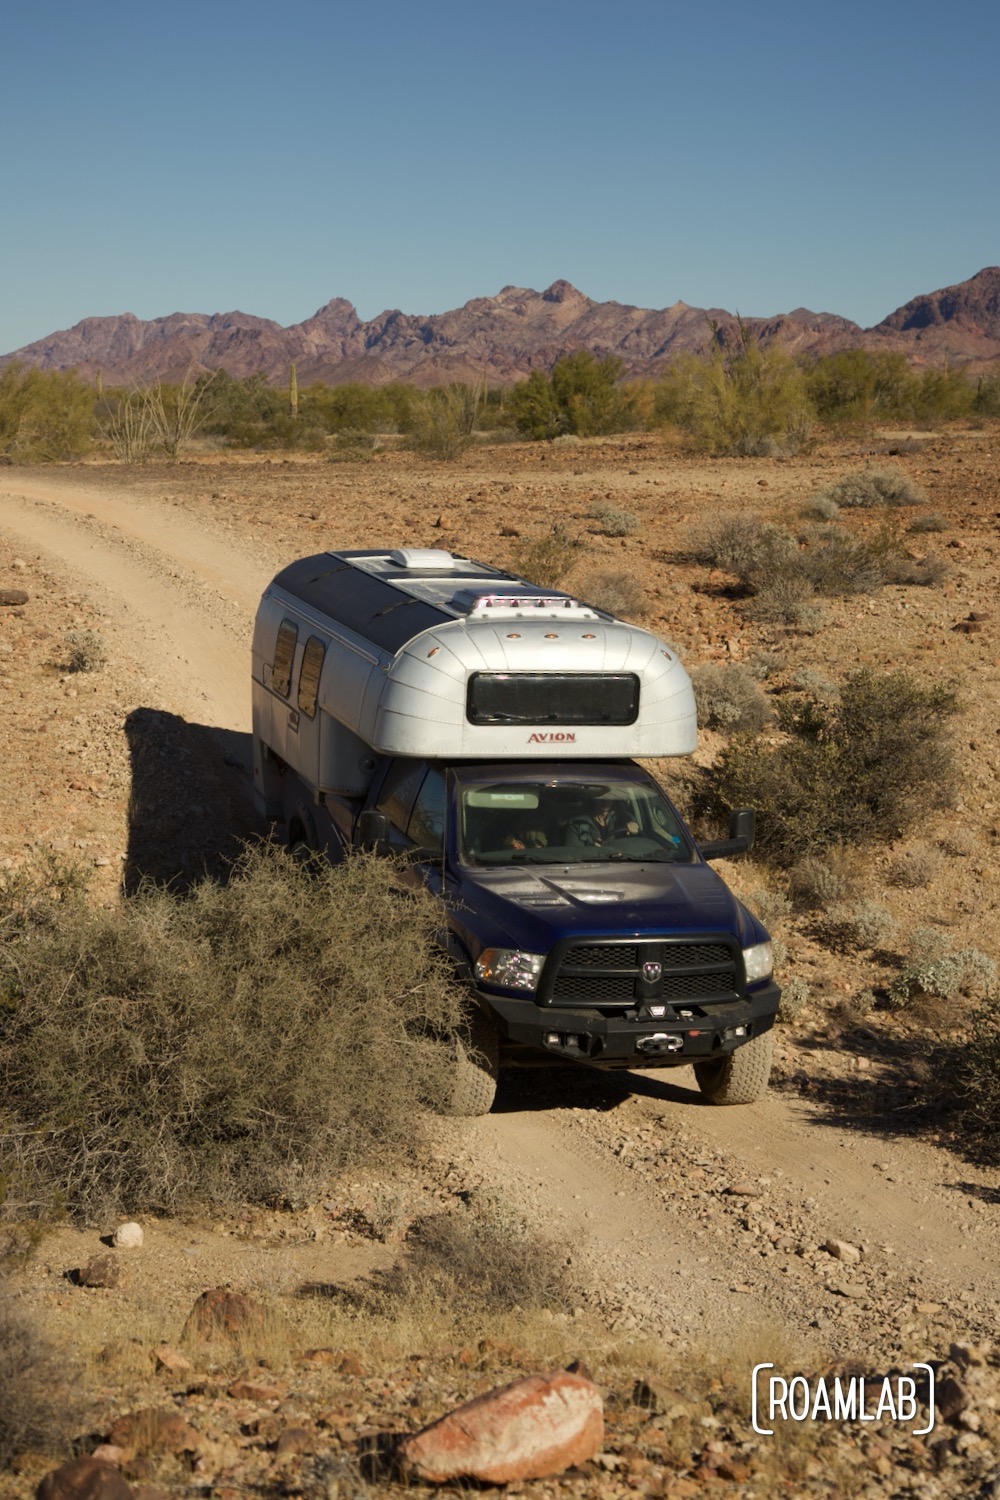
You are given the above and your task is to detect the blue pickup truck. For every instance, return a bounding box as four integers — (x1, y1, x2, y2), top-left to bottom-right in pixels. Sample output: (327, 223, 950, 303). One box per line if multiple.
(252, 547, 780, 1113)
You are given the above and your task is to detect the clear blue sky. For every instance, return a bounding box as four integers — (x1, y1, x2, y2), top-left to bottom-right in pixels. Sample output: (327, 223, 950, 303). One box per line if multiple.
(3, 0, 998, 354)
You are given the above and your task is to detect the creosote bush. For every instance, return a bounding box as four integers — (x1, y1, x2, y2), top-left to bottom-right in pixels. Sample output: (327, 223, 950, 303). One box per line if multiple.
(0, 845, 465, 1221)
(788, 848, 862, 910)
(814, 900, 896, 953)
(952, 992, 1000, 1157)
(708, 669, 959, 864)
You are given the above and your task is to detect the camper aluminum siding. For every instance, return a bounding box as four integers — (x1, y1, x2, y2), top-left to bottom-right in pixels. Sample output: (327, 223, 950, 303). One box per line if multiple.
(252, 550, 697, 789)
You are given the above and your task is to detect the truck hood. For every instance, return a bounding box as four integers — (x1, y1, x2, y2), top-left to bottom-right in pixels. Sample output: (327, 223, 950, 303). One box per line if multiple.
(452, 861, 758, 953)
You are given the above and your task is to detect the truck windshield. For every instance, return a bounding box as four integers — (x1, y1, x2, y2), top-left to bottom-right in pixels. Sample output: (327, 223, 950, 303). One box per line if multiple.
(457, 777, 694, 866)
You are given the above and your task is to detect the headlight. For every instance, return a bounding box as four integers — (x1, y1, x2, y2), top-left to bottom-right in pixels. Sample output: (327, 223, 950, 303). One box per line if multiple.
(475, 948, 545, 991)
(743, 941, 774, 983)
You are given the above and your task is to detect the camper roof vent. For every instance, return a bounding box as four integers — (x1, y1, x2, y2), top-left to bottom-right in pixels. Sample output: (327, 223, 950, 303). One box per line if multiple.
(388, 548, 457, 573)
(454, 590, 598, 618)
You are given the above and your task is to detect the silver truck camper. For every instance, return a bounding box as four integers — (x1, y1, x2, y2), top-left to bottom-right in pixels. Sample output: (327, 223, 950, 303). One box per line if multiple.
(252, 546, 779, 1114)
(252, 548, 697, 816)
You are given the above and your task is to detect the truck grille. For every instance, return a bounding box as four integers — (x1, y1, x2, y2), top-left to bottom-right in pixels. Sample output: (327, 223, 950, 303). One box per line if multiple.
(546, 938, 740, 1008)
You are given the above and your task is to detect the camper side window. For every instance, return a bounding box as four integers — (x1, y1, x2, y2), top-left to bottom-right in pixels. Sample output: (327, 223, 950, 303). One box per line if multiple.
(272, 620, 298, 698)
(408, 769, 446, 853)
(375, 759, 426, 833)
(297, 636, 325, 719)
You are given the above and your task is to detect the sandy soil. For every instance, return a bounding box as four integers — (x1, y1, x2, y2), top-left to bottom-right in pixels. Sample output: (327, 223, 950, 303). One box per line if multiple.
(1, 429, 999, 1495)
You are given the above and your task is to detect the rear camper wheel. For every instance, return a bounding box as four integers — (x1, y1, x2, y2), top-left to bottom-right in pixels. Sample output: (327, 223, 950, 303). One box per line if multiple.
(694, 1030, 773, 1105)
(441, 1006, 500, 1117)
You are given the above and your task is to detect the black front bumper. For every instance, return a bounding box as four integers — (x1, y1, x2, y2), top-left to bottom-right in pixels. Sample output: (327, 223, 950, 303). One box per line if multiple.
(482, 981, 781, 1070)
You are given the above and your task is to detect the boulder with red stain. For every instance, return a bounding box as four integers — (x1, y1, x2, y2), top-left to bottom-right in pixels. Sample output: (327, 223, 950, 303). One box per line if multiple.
(36, 1457, 134, 1500)
(395, 1368, 604, 1484)
(180, 1288, 270, 1348)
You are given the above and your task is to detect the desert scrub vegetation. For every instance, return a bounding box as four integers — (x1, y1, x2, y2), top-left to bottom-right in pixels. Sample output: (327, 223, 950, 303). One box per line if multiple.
(0, 1295, 87, 1470)
(0, 362, 94, 462)
(952, 991, 1000, 1158)
(654, 323, 813, 455)
(707, 669, 959, 864)
(508, 523, 586, 588)
(580, 569, 646, 618)
(63, 629, 107, 673)
(814, 464, 926, 509)
(787, 847, 862, 910)
(886, 928, 997, 1010)
(689, 663, 772, 733)
(589, 502, 641, 536)
(0, 845, 466, 1222)
(506, 351, 645, 439)
(813, 899, 896, 953)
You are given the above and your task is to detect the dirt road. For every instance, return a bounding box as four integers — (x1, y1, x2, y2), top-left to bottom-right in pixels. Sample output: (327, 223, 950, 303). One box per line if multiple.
(3, 466, 998, 1373)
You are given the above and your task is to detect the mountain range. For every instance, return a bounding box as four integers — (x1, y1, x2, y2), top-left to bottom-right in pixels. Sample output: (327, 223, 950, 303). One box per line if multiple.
(5, 267, 1000, 387)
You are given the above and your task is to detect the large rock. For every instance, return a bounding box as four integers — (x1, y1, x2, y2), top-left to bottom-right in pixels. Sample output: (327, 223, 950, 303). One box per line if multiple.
(180, 1287, 270, 1348)
(396, 1369, 604, 1484)
(36, 1457, 134, 1500)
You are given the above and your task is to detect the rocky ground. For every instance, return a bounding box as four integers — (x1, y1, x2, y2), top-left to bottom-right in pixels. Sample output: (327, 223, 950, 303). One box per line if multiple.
(1, 424, 999, 1497)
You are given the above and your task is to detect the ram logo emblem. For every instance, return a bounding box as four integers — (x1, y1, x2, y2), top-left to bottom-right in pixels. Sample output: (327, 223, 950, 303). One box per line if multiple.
(642, 961, 663, 983)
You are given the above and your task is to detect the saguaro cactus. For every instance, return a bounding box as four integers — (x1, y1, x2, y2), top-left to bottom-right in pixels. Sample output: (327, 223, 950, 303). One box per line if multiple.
(289, 363, 298, 420)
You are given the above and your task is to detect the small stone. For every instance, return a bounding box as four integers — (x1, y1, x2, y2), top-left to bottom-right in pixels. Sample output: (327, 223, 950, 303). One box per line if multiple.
(108, 1407, 201, 1458)
(227, 1378, 284, 1401)
(723, 1181, 762, 1198)
(937, 1376, 969, 1422)
(825, 1238, 862, 1264)
(113, 1222, 143, 1249)
(0, 589, 29, 607)
(75, 1255, 120, 1289)
(275, 1426, 314, 1458)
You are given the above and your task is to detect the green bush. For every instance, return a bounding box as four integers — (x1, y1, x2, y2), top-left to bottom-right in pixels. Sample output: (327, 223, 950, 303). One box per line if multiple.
(0, 846, 465, 1221)
(507, 352, 643, 439)
(0, 363, 94, 462)
(405, 384, 482, 460)
(952, 991, 1000, 1155)
(708, 669, 959, 864)
(655, 325, 813, 455)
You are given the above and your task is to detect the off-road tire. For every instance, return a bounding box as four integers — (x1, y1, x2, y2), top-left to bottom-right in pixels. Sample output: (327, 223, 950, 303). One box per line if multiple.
(694, 1029, 773, 1105)
(441, 1007, 500, 1117)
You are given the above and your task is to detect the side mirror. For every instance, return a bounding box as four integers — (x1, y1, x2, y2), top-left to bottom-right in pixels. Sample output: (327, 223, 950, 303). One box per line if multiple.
(700, 808, 756, 861)
(357, 809, 391, 855)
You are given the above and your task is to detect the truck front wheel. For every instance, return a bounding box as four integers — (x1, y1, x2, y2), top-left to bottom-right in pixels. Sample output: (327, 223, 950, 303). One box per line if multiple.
(694, 1030, 772, 1105)
(441, 1006, 499, 1117)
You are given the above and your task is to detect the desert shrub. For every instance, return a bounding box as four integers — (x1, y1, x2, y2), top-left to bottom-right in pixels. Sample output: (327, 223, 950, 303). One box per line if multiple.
(883, 553, 948, 587)
(0, 364, 95, 463)
(326, 427, 376, 462)
(815, 900, 896, 953)
(816, 465, 926, 509)
(777, 976, 810, 1024)
(0, 1296, 87, 1468)
(887, 929, 997, 1009)
(741, 572, 821, 628)
(745, 887, 791, 927)
(581, 570, 646, 618)
(952, 992, 1000, 1155)
(507, 353, 641, 439)
(789, 668, 839, 703)
(690, 663, 772, 733)
(656, 325, 814, 455)
(888, 842, 942, 889)
(590, 502, 641, 537)
(797, 525, 903, 596)
(749, 649, 786, 681)
(847, 988, 877, 1019)
(708, 669, 959, 864)
(805, 349, 919, 426)
(799, 495, 841, 522)
(404, 384, 481, 460)
(691, 513, 795, 578)
(788, 848, 862, 910)
(63, 630, 107, 673)
(907, 510, 947, 533)
(508, 524, 586, 588)
(0, 845, 465, 1221)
